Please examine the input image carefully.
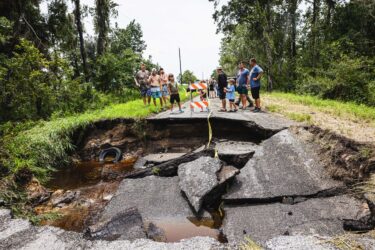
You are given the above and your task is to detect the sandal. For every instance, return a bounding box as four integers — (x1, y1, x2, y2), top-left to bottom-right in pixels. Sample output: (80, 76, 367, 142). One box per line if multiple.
(219, 109, 227, 112)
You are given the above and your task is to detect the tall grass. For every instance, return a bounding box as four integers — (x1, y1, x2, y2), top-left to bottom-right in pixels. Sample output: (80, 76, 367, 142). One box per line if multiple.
(266, 92, 375, 122)
(3, 90, 191, 182)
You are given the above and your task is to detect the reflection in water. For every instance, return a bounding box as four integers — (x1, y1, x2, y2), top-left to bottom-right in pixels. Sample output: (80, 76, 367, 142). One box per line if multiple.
(149, 216, 227, 243)
(46, 158, 136, 190)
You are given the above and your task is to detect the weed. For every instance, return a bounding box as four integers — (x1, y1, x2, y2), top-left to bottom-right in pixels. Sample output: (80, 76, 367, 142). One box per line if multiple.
(359, 147, 373, 159)
(152, 167, 160, 175)
(325, 234, 364, 250)
(266, 104, 283, 113)
(30, 211, 62, 225)
(355, 173, 375, 194)
(239, 237, 263, 250)
(286, 112, 312, 123)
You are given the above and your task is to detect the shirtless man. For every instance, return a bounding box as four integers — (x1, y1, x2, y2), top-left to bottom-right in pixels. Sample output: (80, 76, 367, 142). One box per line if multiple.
(148, 68, 163, 108)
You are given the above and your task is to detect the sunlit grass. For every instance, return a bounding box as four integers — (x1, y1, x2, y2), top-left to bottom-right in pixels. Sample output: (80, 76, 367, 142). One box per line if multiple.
(265, 92, 375, 123)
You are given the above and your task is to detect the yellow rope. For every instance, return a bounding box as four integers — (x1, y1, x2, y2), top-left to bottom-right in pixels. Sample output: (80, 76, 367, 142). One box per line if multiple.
(206, 91, 218, 158)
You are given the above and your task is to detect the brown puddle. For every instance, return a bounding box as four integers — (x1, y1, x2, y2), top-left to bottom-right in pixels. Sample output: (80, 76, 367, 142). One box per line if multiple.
(46, 158, 136, 190)
(37, 158, 137, 231)
(148, 216, 226, 243)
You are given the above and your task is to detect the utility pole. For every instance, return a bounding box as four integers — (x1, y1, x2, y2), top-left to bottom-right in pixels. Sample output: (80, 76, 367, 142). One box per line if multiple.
(179, 48, 183, 85)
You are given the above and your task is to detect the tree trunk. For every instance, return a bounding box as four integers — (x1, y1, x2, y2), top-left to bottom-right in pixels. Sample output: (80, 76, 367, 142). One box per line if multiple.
(95, 0, 109, 56)
(288, 0, 298, 81)
(263, 0, 274, 91)
(73, 0, 89, 81)
(325, 0, 335, 28)
(311, 0, 321, 75)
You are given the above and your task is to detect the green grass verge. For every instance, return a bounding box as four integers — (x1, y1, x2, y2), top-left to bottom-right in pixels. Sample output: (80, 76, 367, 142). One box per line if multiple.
(286, 113, 312, 123)
(265, 92, 375, 123)
(2, 89, 191, 182)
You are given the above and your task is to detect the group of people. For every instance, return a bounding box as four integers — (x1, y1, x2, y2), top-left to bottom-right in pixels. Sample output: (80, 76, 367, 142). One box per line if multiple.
(215, 58, 263, 113)
(135, 64, 183, 113)
(135, 57, 263, 114)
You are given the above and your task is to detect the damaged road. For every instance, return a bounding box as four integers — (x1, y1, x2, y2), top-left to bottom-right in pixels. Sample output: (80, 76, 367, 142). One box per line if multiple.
(2, 98, 375, 249)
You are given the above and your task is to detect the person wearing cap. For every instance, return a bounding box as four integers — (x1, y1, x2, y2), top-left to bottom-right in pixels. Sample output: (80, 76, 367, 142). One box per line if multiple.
(148, 68, 163, 108)
(217, 67, 228, 112)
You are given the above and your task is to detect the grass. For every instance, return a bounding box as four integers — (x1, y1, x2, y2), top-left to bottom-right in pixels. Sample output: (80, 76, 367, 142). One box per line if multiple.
(265, 92, 375, 123)
(286, 113, 312, 123)
(2, 89, 191, 183)
(325, 234, 365, 250)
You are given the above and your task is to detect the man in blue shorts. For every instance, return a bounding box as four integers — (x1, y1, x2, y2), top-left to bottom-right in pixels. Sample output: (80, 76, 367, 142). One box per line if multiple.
(249, 58, 264, 112)
(236, 62, 250, 109)
(135, 63, 150, 106)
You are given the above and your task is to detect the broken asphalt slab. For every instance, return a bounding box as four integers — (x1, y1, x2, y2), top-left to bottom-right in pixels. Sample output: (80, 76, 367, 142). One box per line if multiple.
(178, 157, 223, 213)
(122, 148, 215, 178)
(223, 195, 370, 245)
(143, 153, 187, 164)
(215, 140, 258, 168)
(97, 176, 210, 225)
(178, 157, 240, 213)
(224, 129, 343, 202)
(86, 207, 146, 241)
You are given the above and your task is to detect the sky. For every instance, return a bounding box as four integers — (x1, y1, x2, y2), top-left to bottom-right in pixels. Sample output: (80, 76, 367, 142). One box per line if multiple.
(42, 0, 224, 79)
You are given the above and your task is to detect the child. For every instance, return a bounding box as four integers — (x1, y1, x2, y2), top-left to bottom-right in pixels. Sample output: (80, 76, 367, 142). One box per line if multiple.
(167, 74, 183, 113)
(225, 79, 238, 112)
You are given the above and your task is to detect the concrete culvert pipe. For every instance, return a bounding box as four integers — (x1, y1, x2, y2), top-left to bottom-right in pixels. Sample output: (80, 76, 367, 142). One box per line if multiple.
(99, 147, 122, 163)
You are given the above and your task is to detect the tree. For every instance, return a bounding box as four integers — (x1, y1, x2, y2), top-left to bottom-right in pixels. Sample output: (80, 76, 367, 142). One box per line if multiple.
(0, 0, 49, 54)
(94, 0, 117, 56)
(111, 20, 147, 55)
(72, 0, 89, 81)
(179, 70, 198, 84)
(0, 39, 84, 121)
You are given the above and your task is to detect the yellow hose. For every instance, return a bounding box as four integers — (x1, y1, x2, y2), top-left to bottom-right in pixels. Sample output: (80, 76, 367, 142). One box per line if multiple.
(206, 93, 218, 158)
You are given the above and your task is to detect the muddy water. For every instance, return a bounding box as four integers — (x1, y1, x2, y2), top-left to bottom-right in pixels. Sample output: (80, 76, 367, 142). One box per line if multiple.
(40, 158, 226, 243)
(46, 158, 135, 190)
(37, 159, 136, 231)
(150, 217, 224, 243)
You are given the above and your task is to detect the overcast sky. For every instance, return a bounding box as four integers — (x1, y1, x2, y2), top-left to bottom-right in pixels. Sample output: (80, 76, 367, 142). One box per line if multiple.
(42, 0, 223, 79)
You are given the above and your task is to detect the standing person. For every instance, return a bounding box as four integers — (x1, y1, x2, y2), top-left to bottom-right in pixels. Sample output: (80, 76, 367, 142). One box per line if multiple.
(167, 74, 183, 113)
(217, 67, 228, 112)
(249, 58, 264, 112)
(209, 79, 215, 98)
(225, 79, 238, 112)
(236, 62, 250, 109)
(159, 68, 169, 110)
(148, 68, 163, 108)
(135, 63, 150, 106)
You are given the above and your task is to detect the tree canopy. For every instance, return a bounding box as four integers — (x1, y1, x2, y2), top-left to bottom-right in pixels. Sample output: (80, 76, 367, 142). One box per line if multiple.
(210, 0, 375, 105)
(0, 0, 156, 123)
